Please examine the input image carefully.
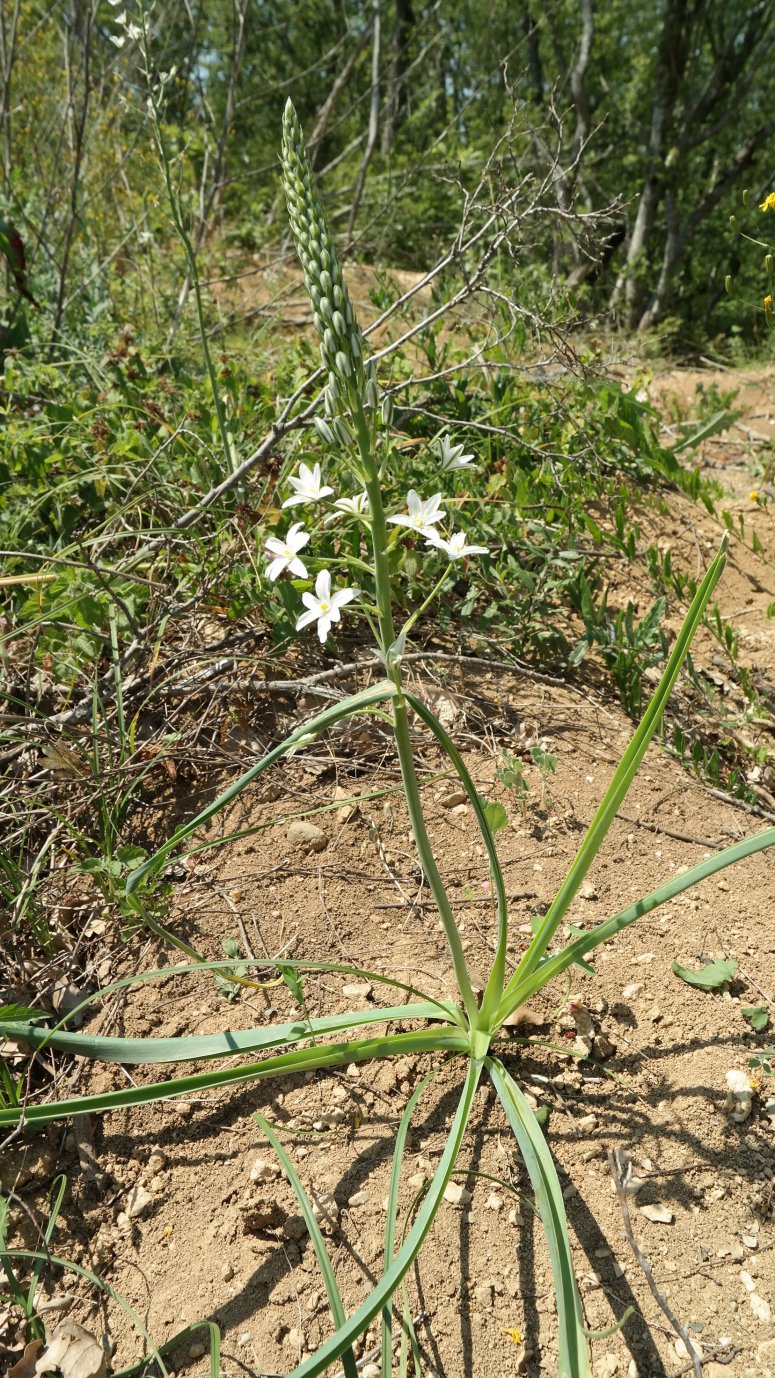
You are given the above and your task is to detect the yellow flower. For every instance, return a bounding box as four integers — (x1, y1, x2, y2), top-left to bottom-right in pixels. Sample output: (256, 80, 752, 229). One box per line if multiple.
(760, 192, 775, 212)
(750, 490, 760, 503)
(765, 295, 773, 313)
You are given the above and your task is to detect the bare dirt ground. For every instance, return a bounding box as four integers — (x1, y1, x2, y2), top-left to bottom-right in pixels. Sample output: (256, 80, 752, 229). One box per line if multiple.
(4, 366, 775, 1378)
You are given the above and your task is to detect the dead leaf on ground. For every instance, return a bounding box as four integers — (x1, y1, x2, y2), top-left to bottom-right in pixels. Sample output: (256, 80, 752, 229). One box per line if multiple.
(7, 1340, 45, 1378)
(502, 1006, 547, 1030)
(34, 1321, 106, 1378)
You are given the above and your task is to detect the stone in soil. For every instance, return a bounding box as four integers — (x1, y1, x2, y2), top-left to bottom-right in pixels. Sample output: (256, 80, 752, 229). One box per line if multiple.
(287, 820, 328, 853)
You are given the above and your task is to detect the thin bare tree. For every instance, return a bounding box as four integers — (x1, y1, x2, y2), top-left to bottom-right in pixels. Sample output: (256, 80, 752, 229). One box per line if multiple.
(346, 0, 381, 241)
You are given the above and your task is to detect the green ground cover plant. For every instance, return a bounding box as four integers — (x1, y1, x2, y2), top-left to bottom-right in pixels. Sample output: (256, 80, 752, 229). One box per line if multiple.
(2, 103, 775, 1378)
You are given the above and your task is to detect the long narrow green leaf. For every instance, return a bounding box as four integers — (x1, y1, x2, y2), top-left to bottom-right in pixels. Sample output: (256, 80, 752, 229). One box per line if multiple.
(497, 824, 775, 1021)
(26, 1174, 67, 1314)
(381, 1071, 436, 1376)
(0, 954, 463, 1062)
(113, 1323, 220, 1378)
(489, 1059, 590, 1378)
(1, 1002, 448, 1066)
(285, 1058, 483, 1378)
(402, 691, 508, 1026)
(257, 1115, 358, 1378)
(501, 536, 727, 1008)
(126, 679, 397, 895)
(6, 1252, 172, 1378)
(0, 1028, 467, 1127)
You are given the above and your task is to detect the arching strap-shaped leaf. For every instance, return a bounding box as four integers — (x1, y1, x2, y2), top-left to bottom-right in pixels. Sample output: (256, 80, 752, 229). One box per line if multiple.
(0, 1001, 449, 1065)
(490, 1058, 591, 1378)
(126, 679, 397, 896)
(498, 824, 775, 1020)
(258, 1115, 358, 1378)
(284, 1059, 483, 1378)
(381, 1071, 437, 1375)
(502, 536, 728, 1006)
(0, 1027, 467, 1128)
(402, 689, 508, 1024)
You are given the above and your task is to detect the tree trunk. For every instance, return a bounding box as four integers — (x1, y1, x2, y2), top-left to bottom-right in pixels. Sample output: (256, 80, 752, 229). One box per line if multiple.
(608, 0, 694, 327)
(381, 0, 414, 154)
(523, 9, 543, 104)
(347, 0, 381, 242)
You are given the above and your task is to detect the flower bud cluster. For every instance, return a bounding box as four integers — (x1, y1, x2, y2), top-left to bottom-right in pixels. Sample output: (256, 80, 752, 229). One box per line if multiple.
(281, 100, 377, 412)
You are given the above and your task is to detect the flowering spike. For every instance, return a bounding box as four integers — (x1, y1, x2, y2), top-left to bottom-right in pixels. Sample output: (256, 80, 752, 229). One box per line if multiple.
(281, 101, 368, 402)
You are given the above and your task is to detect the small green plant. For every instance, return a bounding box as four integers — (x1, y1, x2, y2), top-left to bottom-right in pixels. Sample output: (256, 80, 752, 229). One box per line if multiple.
(749, 1044, 775, 1077)
(3, 105, 775, 1378)
(495, 748, 530, 813)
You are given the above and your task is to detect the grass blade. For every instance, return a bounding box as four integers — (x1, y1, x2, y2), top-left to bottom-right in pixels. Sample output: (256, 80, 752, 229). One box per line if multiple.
(489, 1058, 590, 1378)
(257, 1115, 358, 1378)
(285, 1058, 483, 1378)
(6, 1251, 173, 1378)
(0, 1028, 467, 1127)
(498, 824, 775, 1019)
(381, 1071, 436, 1375)
(126, 680, 397, 896)
(112, 1323, 220, 1378)
(501, 536, 728, 1008)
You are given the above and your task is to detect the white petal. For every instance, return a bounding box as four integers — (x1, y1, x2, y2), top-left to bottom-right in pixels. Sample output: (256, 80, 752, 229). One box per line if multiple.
(314, 569, 332, 601)
(282, 493, 307, 508)
(296, 607, 320, 631)
(330, 588, 358, 610)
(287, 556, 308, 578)
(317, 613, 332, 643)
(266, 557, 286, 581)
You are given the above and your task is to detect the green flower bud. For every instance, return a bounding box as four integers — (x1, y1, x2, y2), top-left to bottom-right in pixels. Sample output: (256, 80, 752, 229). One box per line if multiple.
(280, 99, 368, 400)
(766, 255, 773, 276)
(314, 416, 335, 444)
(381, 394, 394, 426)
(333, 418, 353, 446)
(365, 377, 379, 409)
(724, 274, 733, 295)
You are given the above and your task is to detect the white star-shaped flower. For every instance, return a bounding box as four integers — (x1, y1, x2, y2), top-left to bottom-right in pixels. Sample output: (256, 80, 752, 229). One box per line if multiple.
(282, 461, 335, 508)
(324, 491, 369, 525)
(425, 530, 489, 561)
(387, 490, 446, 534)
(435, 435, 478, 472)
(296, 569, 359, 643)
(264, 522, 310, 581)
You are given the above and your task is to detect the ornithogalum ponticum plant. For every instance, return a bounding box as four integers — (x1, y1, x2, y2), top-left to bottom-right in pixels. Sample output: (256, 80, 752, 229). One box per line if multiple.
(3, 102, 775, 1378)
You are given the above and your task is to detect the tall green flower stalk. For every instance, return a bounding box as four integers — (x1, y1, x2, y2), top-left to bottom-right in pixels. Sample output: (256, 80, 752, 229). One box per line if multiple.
(4, 101, 775, 1378)
(280, 100, 481, 1028)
